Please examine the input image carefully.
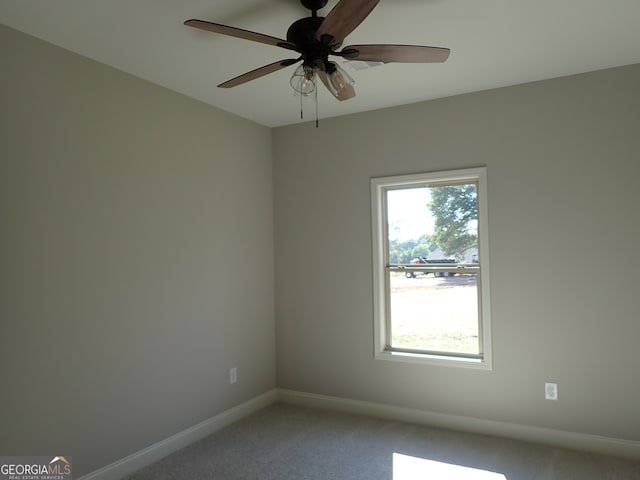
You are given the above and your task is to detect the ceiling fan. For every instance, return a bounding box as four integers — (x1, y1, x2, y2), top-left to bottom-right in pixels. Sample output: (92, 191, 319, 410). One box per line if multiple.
(184, 0, 450, 101)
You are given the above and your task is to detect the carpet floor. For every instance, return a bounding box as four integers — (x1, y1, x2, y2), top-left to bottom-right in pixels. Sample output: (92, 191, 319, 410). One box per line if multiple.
(125, 403, 640, 479)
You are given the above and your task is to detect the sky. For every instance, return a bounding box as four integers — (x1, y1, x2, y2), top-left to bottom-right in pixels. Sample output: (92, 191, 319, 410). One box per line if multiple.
(387, 187, 434, 241)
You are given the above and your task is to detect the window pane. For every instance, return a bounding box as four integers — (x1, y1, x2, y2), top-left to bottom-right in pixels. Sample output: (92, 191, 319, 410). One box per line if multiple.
(389, 272, 479, 355)
(386, 183, 478, 264)
(386, 182, 480, 356)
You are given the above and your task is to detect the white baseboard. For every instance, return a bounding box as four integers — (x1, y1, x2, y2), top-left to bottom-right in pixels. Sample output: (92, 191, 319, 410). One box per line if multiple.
(277, 389, 640, 460)
(78, 389, 278, 480)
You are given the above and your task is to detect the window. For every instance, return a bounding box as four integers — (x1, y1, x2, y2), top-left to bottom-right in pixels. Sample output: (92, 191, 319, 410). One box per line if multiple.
(371, 167, 492, 369)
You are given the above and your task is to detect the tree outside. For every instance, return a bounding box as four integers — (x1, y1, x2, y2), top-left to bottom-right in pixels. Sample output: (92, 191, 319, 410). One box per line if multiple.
(427, 184, 478, 261)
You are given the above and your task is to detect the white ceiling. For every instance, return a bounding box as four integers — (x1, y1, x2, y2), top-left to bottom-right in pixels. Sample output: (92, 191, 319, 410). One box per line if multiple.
(2, 0, 639, 127)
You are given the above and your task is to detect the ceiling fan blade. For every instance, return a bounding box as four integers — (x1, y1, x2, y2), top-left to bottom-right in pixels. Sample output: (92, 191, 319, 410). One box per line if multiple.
(317, 70, 356, 101)
(218, 59, 299, 88)
(341, 44, 450, 63)
(315, 0, 380, 47)
(184, 19, 297, 51)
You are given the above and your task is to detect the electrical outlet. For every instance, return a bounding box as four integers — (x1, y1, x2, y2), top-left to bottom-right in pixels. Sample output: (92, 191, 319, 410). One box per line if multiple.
(545, 382, 558, 401)
(230, 367, 237, 384)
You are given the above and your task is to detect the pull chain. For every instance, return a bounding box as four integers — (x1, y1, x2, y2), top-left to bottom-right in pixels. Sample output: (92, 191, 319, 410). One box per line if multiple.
(296, 83, 319, 127)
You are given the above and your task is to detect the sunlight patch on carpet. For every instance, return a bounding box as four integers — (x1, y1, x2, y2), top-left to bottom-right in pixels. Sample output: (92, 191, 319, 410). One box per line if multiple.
(393, 453, 507, 479)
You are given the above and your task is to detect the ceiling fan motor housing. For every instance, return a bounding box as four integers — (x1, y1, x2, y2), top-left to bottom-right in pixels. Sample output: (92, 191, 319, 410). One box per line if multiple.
(286, 17, 324, 48)
(286, 16, 334, 69)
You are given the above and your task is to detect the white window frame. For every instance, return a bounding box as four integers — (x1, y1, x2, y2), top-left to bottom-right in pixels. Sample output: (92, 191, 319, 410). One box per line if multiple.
(371, 167, 492, 370)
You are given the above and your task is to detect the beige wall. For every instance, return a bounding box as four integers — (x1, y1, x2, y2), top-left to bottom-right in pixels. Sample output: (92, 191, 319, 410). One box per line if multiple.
(0, 25, 275, 476)
(274, 64, 640, 442)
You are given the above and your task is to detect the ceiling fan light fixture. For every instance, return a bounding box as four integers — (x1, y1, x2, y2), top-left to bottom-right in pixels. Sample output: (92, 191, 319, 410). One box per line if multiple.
(325, 61, 354, 97)
(290, 64, 317, 96)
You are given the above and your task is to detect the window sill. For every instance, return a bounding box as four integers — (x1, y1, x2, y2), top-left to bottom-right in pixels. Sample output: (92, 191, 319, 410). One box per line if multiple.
(375, 349, 493, 370)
